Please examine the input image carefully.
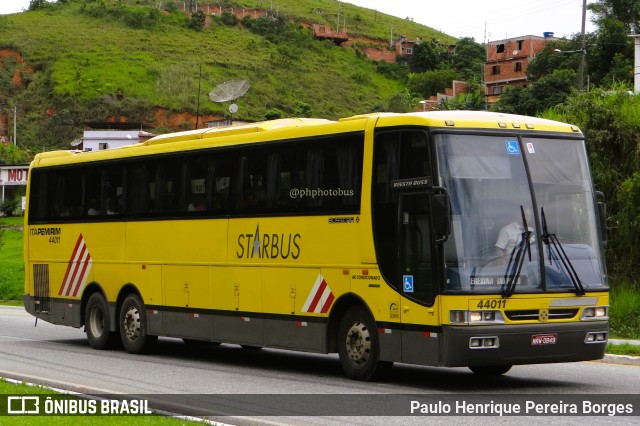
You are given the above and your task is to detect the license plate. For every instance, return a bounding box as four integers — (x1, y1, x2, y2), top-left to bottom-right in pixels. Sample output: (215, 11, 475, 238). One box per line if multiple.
(531, 333, 557, 346)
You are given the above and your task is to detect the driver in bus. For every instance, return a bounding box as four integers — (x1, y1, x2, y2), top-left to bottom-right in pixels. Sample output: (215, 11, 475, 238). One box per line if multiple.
(494, 206, 535, 257)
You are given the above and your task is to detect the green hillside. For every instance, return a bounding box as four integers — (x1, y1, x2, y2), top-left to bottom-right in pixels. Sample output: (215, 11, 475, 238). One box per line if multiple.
(0, 0, 455, 149)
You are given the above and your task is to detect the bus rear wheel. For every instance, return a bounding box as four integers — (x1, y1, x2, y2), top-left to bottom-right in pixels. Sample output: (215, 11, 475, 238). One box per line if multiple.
(119, 294, 157, 354)
(85, 292, 118, 349)
(338, 306, 392, 381)
(469, 365, 512, 376)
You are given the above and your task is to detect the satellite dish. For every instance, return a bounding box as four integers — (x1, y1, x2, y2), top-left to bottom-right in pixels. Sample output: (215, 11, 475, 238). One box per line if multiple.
(209, 80, 250, 103)
(229, 103, 238, 114)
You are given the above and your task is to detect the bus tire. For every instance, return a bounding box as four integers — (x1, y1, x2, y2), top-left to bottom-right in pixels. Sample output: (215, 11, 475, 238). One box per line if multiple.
(119, 294, 157, 354)
(469, 365, 512, 376)
(85, 292, 118, 350)
(338, 305, 392, 381)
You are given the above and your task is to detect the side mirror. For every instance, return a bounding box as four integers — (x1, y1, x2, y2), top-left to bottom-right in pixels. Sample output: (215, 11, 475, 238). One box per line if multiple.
(595, 191, 607, 245)
(432, 189, 451, 243)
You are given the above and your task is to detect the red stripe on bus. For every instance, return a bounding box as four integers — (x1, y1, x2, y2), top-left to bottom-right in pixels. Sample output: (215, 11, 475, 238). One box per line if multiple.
(58, 235, 84, 295)
(66, 244, 88, 297)
(306, 278, 327, 312)
(71, 248, 91, 297)
(320, 291, 334, 313)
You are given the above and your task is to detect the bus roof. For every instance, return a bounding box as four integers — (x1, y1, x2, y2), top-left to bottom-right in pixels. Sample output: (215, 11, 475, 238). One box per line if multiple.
(368, 111, 582, 134)
(31, 111, 581, 168)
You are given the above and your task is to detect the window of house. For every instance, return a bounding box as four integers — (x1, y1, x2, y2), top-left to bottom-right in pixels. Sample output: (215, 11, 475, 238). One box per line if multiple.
(517, 40, 524, 50)
(496, 44, 505, 53)
(492, 86, 503, 95)
(491, 65, 500, 75)
(514, 62, 523, 72)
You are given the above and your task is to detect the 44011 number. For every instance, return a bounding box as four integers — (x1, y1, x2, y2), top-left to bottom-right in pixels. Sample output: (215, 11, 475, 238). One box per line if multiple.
(476, 299, 506, 309)
(49, 236, 61, 244)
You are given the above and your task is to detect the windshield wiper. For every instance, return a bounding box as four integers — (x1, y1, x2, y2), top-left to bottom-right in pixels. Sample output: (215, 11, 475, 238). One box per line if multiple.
(502, 205, 532, 297)
(540, 207, 586, 296)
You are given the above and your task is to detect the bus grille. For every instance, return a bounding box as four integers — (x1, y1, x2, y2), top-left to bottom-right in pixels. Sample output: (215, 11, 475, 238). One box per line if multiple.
(33, 264, 51, 314)
(505, 308, 579, 321)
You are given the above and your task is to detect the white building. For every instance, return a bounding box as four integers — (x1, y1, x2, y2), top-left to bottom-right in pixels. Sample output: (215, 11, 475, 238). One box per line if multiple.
(0, 164, 29, 213)
(72, 130, 155, 151)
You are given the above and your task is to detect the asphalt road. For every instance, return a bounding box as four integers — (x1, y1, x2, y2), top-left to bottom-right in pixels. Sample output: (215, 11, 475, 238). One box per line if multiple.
(1, 306, 639, 425)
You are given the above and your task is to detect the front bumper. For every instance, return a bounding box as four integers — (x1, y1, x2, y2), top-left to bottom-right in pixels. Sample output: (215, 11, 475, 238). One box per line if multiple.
(441, 321, 608, 367)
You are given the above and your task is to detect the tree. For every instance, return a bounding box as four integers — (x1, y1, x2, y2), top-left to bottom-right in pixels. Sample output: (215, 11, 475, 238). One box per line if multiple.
(0, 144, 29, 165)
(220, 11, 238, 27)
(407, 68, 461, 99)
(584, 0, 637, 87)
(450, 38, 485, 83)
(590, 0, 640, 29)
(28, 0, 49, 11)
(525, 39, 582, 82)
(189, 10, 206, 31)
(542, 88, 640, 279)
(408, 42, 438, 73)
(493, 69, 576, 115)
(440, 91, 486, 111)
(387, 89, 418, 113)
(586, 16, 633, 87)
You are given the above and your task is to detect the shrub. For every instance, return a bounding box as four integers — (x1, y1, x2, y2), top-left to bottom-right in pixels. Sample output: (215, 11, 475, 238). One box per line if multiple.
(220, 11, 238, 27)
(0, 198, 19, 217)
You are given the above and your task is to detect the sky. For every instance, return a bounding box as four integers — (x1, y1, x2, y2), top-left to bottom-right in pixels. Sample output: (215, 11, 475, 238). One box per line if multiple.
(0, 0, 597, 43)
(343, 0, 596, 43)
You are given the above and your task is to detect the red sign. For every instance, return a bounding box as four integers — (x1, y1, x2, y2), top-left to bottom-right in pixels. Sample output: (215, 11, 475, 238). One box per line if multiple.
(0, 167, 29, 185)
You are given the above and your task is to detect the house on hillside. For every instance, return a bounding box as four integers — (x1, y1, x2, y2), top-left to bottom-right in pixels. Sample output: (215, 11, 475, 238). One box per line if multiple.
(71, 130, 156, 151)
(396, 35, 415, 58)
(484, 33, 556, 105)
(313, 24, 349, 44)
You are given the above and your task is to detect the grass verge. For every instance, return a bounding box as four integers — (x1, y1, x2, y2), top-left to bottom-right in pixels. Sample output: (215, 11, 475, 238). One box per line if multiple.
(0, 378, 198, 424)
(0, 216, 25, 301)
(608, 280, 640, 340)
(605, 343, 640, 357)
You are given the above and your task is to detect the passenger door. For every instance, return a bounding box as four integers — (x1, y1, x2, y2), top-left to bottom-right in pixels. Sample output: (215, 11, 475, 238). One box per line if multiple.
(398, 192, 436, 306)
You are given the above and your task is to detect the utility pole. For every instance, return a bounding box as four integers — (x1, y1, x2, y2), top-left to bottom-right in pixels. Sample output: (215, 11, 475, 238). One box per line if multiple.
(578, 0, 587, 91)
(390, 27, 394, 49)
(13, 105, 16, 146)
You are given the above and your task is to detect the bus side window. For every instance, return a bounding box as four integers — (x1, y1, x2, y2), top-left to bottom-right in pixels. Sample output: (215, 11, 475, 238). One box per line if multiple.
(185, 155, 209, 213)
(127, 161, 150, 215)
(56, 169, 83, 218)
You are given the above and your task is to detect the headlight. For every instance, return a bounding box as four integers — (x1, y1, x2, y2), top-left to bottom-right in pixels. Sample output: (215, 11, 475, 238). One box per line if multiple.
(450, 310, 504, 324)
(581, 306, 609, 320)
(450, 310, 467, 324)
(469, 311, 482, 322)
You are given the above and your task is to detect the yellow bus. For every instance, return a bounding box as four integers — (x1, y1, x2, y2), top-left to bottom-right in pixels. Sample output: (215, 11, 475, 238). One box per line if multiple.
(24, 111, 609, 380)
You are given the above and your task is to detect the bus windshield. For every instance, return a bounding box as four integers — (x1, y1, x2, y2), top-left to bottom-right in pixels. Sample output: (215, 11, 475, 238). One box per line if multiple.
(436, 133, 607, 295)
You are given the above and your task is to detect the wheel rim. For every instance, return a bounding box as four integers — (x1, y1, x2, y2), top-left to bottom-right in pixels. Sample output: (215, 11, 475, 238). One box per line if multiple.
(123, 304, 141, 342)
(88, 305, 104, 337)
(344, 320, 371, 365)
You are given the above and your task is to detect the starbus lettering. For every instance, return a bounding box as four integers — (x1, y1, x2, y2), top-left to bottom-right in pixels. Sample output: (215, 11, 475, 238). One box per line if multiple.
(236, 224, 301, 260)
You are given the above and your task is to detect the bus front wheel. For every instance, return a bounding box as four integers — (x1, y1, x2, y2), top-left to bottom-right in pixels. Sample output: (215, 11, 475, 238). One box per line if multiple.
(119, 294, 157, 354)
(85, 292, 118, 349)
(338, 305, 392, 381)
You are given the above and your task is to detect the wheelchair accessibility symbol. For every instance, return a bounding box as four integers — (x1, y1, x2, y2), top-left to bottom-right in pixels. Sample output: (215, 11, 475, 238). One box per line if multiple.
(403, 275, 414, 293)
(506, 140, 520, 155)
